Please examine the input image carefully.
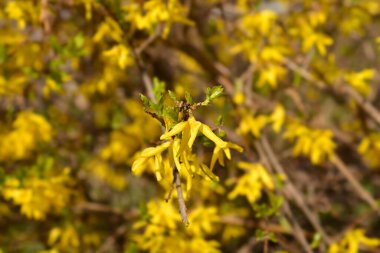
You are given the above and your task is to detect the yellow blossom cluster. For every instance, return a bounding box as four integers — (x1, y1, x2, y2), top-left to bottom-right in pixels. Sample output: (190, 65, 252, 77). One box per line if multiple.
(284, 122, 336, 165)
(2, 168, 72, 220)
(358, 133, 380, 168)
(228, 162, 274, 204)
(132, 115, 243, 195)
(132, 200, 220, 253)
(0, 112, 53, 161)
(328, 229, 380, 253)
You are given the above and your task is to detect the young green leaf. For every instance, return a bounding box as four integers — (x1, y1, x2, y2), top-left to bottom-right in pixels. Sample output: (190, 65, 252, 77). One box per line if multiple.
(185, 91, 193, 104)
(207, 86, 224, 101)
(140, 94, 151, 108)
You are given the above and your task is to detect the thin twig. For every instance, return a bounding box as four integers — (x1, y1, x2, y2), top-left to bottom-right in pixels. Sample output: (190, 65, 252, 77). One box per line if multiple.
(165, 177, 175, 202)
(136, 25, 163, 55)
(173, 166, 189, 225)
(96, 224, 127, 253)
(283, 57, 380, 127)
(332, 155, 380, 214)
(260, 136, 332, 245)
(253, 141, 314, 253)
(282, 199, 313, 253)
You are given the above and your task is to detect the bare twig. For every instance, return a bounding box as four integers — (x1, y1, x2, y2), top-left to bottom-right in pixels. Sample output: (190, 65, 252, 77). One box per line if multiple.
(332, 155, 380, 214)
(283, 57, 380, 127)
(136, 25, 163, 55)
(282, 199, 313, 253)
(165, 176, 176, 202)
(96, 224, 127, 253)
(260, 136, 332, 245)
(173, 166, 189, 225)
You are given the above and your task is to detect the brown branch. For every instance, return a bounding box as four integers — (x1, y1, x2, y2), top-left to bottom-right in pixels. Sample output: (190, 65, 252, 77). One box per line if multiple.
(173, 166, 189, 225)
(332, 155, 380, 214)
(253, 141, 316, 253)
(281, 199, 314, 253)
(96, 224, 127, 253)
(283, 57, 380, 127)
(136, 24, 163, 55)
(260, 136, 332, 245)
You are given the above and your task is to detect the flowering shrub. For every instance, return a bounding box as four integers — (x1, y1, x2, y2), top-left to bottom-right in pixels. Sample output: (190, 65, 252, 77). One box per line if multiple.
(1, 0, 380, 252)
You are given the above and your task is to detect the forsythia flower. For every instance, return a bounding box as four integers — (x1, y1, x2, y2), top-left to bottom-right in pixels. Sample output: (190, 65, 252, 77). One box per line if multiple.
(0, 112, 53, 161)
(123, 0, 193, 37)
(228, 162, 274, 204)
(132, 200, 220, 253)
(132, 115, 242, 194)
(328, 229, 380, 253)
(2, 168, 72, 220)
(48, 225, 80, 251)
(238, 111, 267, 138)
(344, 69, 374, 97)
(284, 122, 336, 165)
(357, 133, 380, 168)
(257, 64, 287, 88)
(103, 44, 133, 69)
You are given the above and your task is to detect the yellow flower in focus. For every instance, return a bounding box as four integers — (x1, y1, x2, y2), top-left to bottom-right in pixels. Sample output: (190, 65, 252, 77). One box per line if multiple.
(132, 115, 242, 196)
(160, 116, 243, 171)
(228, 162, 274, 204)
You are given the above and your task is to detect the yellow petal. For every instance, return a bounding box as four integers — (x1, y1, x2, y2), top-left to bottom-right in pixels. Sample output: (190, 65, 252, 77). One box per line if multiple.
(200, 164, 220, 181)
(227, 142, 244, 153)
(210, 146, 221, 171)
(132, 157, 148, 173)
(200, 124, 227, 148)
(171, 139, 182, 171)
(188, 117, 201, 149)
(179, 124, 191, 154)
(154, 155, 163, 181)
(160, 121, 187, 140)
(223, 147, 231, 160)
(140, 141, 171, 158)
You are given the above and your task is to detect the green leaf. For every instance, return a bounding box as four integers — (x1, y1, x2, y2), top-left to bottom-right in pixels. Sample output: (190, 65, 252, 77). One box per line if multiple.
(168, 90, 177, 101)
(185, 91, 193, 104)
(207, 86, 224, 101)
(153, 77, 166, 102)
(139, 94, 151, 108)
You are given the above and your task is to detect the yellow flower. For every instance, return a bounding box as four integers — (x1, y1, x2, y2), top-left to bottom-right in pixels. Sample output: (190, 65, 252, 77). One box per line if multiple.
(228, 162, 274, 204)
(284, 122, 336, 165)
(358, 133, 380, 168)
(133, 115, 242, 195)
(344, 69, 374, 97)
(328, 229, 380, 253)
(238, 111, 267, 138)
(161, 116, 243, 171)
(2, 168, 72, 220)
(0, 112, 53, 161)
